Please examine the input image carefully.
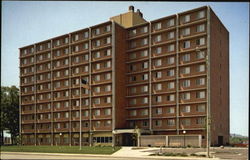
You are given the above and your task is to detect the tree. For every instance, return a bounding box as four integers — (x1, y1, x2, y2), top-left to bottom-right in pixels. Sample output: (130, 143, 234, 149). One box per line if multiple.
(0, 86, 19, 145)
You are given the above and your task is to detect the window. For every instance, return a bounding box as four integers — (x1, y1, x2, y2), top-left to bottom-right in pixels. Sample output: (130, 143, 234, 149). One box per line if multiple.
(142, 97, 148, 104)
(104, 73, 111, 80)
(182, 53, 190, 62)
(129, 98, 136, 105)
(142, 26, 148, 33)
(95, 121, 101, 127)
(141, 109, 148, 116)
(183, 41, 190, 49)
(167, 107, 174, 114)
(182, 119, 191, 126)
(155, 120, 162, 126)
(130, 53, 136, 59)
(196, 91, 205, 99)
(131, 29, 137, 36)
(197, 51, 205, 59)
(142, 74, 148, 80)
(84, 66, 88, 72)
(93, 98, 101, 104)
(84, 32, 89, 38)
(155, 35, 162, 42)
(167, 94, 175, 101)
(94, 110, 100, 116)
(182, 80, 190, 87)
(104, 49, 111, 56)
(181, 67, 190, 74)
(182, 105, 191, 112)
(130, 110, 137, 116)
(182, 92, 191, 100)
(155, 83, 162, 91)
(94, 28, 100, 35)
(183, 14, 190, 23)
(104, 120, 111, 126)
(196, 77, 205, 85)
(197, 104, 205, 112)
(155, 22, 162, 30)
(64, 69, 69, 76)
(130, 41, 136, 48)
(167, 19, 175, 27)
(155, 71, 162, 78)
(105, 97, 111, 103)
(156, 47, 162, 54)
(197, 10, 205, 19)
(167, 82, 175, 89)
(105, 85, 111, 92)
(196, 117, 205, 125)
(95, 63, 100, 70)
(155, 96, 162, 102)
(105, 61, 111, 68)
(106, 37, 111, 44)
(167, 44, 175, 52)
(130, 87, 136, 94)
(141, 50, 148, 57)
(142, 85, 148, 92)
(65, 37, 69, 44)
(196, 37, 205, 45)
(167, 119, 175, 126)
(167, 69, 175, 76)
(64, 48, 69, 54)
(75, 45, 79, 52)
(105, 25, 111, 32)
(74, 34, 79, 41)
(142, 61, 148, 69)
(197, 64, 205, 72)
(104, 108, 111, 115)
(142, 38, 148, 45)
(155, 59, 162, 66)
(182, 28, 190, 36)
(83, 43, 88, 49)
(197, 24, 205, 32)
(142, 121, 148, 127)
(95, 40, 100, 47)
(167, 31, 175, 39)
(94, 86, 100, 93)
(167, 57, 175, 64)
(130, 76, 136, 82)
(155, 108, 162, 115)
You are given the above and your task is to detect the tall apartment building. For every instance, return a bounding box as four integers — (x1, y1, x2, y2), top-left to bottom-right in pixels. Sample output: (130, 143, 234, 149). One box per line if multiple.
(19, 6, 229, 147)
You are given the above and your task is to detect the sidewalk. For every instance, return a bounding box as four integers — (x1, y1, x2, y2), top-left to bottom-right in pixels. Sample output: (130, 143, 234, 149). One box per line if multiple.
(111, 147, 220, 159)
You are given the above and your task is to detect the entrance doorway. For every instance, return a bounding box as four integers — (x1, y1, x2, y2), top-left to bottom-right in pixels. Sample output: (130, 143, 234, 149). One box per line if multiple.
(122, 133, 136, 146)
(218, 136, 223, 146)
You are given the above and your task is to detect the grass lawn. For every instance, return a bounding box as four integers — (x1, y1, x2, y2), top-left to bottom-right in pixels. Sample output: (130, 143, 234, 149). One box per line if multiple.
(0, 145, 121, 154)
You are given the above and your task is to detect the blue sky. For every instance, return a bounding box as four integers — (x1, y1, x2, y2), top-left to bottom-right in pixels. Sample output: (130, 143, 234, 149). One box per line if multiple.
(2, 1, 249, 136)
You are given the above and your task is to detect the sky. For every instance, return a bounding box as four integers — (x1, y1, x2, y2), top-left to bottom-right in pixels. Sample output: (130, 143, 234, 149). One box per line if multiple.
(1, 1, 249, 136)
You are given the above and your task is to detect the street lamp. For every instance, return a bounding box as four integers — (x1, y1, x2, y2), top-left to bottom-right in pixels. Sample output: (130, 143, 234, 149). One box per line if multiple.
(59, 133, 62, 145)
(183, 130, 186, 147)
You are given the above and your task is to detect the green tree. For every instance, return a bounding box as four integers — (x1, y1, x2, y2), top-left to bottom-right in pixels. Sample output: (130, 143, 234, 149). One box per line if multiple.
(0, 86, 19, 145)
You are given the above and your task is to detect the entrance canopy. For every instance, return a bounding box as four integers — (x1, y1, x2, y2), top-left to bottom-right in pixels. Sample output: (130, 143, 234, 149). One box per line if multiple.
(113, 129, 151, 134)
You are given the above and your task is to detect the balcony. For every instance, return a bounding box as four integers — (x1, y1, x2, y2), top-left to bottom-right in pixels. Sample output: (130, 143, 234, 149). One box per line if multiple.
(37, 129, 51, 133)
(37, 119, 51, 123)
(22, 129, 35, 133)
(21, 119, 35, 124)
(54, 128, 69, 133)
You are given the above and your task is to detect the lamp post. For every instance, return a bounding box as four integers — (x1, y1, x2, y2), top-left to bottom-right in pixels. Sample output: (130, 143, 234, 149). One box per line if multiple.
(183, 130, 186, 147)
(59, 133, 62, 145)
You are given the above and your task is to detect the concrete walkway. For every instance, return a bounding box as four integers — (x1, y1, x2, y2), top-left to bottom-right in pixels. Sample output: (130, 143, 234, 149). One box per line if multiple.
(111, 147, 220, 159)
